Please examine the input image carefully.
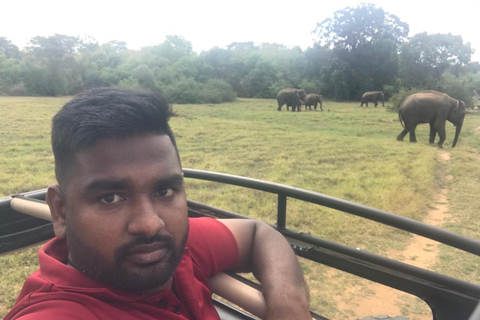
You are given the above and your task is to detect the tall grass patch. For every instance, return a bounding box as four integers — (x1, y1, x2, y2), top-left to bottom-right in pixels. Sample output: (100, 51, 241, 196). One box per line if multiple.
(2, 97, 480, 319)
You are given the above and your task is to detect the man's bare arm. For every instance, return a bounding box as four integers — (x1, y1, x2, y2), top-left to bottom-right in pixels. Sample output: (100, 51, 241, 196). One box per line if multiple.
(219, 219, 311, 320)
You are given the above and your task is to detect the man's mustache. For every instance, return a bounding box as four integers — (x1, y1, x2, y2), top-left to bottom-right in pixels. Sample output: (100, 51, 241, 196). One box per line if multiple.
(115, 234, 175, 260)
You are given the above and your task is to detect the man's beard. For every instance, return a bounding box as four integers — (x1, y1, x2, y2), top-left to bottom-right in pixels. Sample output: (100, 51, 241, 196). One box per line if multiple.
(65, 222, 188, 292)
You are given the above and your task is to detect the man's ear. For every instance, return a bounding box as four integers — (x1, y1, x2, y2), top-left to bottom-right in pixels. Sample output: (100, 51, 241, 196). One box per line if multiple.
(46, 184, 67, 240)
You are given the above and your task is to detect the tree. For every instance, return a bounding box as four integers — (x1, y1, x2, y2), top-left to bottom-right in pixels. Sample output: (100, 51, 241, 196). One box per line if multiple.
(133, 64, 158, 90)
(314, 3, 408, 51)
(399, 33, 473, 88)
(0, 37, 20, 59)
(156, 35, 193, 62)
(24, 34, 84, 95)
(313, 3, 408, 99)
(240, 58, 278, 98)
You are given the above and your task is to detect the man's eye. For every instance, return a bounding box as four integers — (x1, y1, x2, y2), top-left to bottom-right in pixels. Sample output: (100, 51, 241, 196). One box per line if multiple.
(155, 189, 174, 197)
(100, 194, 124, 204)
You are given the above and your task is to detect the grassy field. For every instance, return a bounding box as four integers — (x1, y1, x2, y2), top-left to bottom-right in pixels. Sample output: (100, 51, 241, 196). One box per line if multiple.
(1, 96, 480, 319)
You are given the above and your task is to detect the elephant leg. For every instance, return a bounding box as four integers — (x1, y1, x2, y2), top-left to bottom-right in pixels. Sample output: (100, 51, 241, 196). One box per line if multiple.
(435, 121, 447, 148)
(374, 101, 378, 108)
(429, 123, 436, 144)
(397, 129, 408, 141)
(277, 102, 282, 111)
(409, 125, 418, 143)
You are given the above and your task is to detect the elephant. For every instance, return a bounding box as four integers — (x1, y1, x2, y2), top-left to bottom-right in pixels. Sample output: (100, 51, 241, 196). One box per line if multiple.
(276, 88, 306, 112)
(396, 90, 466, 148)
(304, 94, 323, 111)
(360, 91, 385, 107)
(288, 99, 302, 112)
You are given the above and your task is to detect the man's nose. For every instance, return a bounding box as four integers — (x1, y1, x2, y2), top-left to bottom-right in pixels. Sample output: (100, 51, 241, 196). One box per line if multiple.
(127, 197, 165, 237)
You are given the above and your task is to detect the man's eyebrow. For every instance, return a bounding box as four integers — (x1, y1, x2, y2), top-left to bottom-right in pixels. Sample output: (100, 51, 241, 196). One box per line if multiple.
(84, 180, 129, 193)
(154, 174, 185, 188)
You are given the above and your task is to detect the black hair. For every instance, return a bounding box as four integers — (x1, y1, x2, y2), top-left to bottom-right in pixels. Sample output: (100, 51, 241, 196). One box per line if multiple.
(52, 87, 178, 187)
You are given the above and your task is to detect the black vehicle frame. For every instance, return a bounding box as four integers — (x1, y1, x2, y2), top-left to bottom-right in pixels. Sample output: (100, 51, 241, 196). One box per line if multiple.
(1, 168, 480, 320)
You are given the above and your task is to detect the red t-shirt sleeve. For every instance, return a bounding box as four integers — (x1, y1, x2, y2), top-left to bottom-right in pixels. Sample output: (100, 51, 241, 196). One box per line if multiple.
(186, 217, 240, 277)
(7, 299, 100, 319)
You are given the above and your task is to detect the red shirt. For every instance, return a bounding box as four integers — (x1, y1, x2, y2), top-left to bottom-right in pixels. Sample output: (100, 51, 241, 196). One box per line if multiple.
(5, 217, 239, 320)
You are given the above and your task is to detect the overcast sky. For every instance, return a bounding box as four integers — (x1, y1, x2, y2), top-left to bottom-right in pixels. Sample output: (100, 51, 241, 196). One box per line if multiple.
(2, 0, 479, 61)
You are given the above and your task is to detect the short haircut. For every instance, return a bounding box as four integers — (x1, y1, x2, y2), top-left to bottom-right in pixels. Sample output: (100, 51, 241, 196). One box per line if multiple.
(52, 87, 177, 187)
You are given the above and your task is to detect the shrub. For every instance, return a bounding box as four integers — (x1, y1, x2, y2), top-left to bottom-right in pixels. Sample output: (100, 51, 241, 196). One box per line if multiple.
(437, 73, 474, 108)
(162, 77, 202, 104)
(200, 79, 237, 103)
(383, 78, 402, 100)
(269, 80, 290, 97)
(117, 76, 142, 91)
(387, 88, 420, 111)
(299, 79, 323, 95)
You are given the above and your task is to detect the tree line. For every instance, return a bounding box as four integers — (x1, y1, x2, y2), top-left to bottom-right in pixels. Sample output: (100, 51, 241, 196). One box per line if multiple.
(1, 3, 479, 106)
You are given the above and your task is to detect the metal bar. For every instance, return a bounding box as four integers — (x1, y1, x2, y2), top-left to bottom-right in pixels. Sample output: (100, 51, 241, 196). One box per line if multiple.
(277, 194, 287, 229)
(183, 168, 480, 256)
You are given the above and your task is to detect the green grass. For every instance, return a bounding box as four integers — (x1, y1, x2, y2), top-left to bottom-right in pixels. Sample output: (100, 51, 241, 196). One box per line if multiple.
(1, 97, 480, 319)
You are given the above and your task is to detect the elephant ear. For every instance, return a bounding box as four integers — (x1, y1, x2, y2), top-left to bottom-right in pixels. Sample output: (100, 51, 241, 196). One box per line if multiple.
(449, 100, 462, 126)
(452, 100, 460, 113)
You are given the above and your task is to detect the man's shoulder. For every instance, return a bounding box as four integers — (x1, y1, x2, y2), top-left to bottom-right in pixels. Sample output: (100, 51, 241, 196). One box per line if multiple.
(187, 217, 235, 247)
(186, 217, 239, 276)
(4, 293, 100, 320)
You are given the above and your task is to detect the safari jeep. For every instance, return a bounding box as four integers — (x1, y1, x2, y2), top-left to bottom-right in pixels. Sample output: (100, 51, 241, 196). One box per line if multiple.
(2, 169, 480, 320)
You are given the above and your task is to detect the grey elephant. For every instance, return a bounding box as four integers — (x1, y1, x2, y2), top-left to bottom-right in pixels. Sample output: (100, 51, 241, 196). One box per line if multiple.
(396, 90, 466, 148)
(304, 94, 323, 111)
(276, 88, 306, 112)
(360, 91, 385, 107)
(290, 99, 303, 112)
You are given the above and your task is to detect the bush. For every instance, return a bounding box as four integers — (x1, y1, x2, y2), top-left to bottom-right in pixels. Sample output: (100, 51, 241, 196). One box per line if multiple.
(269, 80, 289, 97)
(438, 73, 474, 108)
(117, 76, 142, 91)
(383, 78, 402, 100)
(162, 77, 202, 104)
(200, 79, 237, 103)
(299, 79, 323, 95)
(387, 88, 420, 111)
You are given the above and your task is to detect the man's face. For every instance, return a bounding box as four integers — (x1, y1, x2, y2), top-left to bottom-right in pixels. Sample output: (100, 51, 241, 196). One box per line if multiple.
(61, 134, 188, 292)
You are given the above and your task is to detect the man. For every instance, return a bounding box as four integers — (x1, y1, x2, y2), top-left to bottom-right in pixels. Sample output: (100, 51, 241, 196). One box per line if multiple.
(5, 88, 310, 320)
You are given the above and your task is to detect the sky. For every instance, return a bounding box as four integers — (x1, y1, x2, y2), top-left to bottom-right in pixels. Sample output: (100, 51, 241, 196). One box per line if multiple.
(2, 0, 480, 62)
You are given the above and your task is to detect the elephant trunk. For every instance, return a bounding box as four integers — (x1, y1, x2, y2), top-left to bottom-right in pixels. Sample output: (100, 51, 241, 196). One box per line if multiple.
(452, 118, 464, 148)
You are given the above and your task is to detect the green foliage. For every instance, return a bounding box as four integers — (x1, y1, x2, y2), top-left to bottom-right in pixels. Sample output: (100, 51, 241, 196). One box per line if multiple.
(155, 35, 193, 62)
(199, 79, 237, 103)
(387, 87, 420, 111)
(0, 37, 20, 59)
(299, 79, 323, 95)
(240, 58, 278, 98)
(437, 73, 474, 108)
(399, 33, 473, 88)
(162, 77, 202, 104)
(133, 64, 158, 90)
(313, 3, 408, 99)
(314, 3, 409, 50)
(0, 11, 478, 103)
(117, 76, 142, 91)
(382, 78, 403, 100)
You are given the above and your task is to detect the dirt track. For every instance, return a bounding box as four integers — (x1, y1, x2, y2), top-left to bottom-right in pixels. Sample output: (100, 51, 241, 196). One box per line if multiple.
(330, 150, 452, 320)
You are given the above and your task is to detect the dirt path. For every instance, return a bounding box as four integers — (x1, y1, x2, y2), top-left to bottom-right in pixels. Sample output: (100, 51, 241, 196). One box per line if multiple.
(331, 150, 452, 320)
